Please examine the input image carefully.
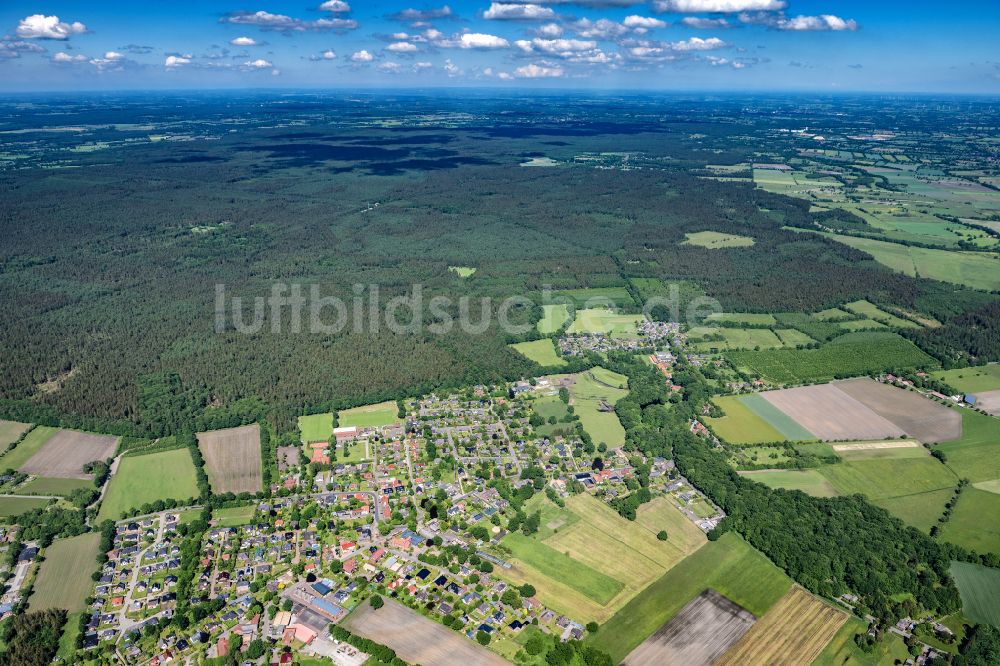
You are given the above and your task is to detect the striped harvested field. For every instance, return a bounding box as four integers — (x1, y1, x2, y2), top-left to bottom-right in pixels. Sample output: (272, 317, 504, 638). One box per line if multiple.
(715, 586, 847, 666)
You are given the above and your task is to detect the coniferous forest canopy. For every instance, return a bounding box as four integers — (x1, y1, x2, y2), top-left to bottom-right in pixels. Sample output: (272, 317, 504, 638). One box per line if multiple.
(0, 92, 998, 436)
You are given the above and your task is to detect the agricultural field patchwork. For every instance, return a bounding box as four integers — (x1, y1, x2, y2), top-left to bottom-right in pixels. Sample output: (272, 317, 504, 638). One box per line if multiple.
(835, 377, 962, 442)
(498, 494, 706, 624)
(97, 447, 200, 521)
(715, 586, 848, 666)
(949, 561, 1000, 627)
(537, 303, 572, 334)
(760, 383, 905, 441)
(567, 308, 645, 338)
(342, 599, 508, 666)
(842, 300, 920, 329)
(29, 532, 101, 613)
(196, 423, 263, 495)
(20, 429, 118, 479)
(0, 425, 58, 471)
(932, 365, 1000, 395)
(0, 420, 31, 448)
(705, 396, 785, 445)
(936, 409, 1000, 483)
(739, 470, 839, 498)
(569, 369, 629, 448)
(0, 495, 50, 519)
(623, 589, 756, 666)
(337, 401, 401, 428)
(16, 477, 92, 497)
(588, 532, 792, 664)
(510, 339, 567, 367)
(938, 489, 1000, 555)
(727, 332, 936, 385)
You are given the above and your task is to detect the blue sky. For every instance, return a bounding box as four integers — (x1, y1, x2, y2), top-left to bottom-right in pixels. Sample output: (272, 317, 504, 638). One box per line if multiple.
(0, 1, 997, 92)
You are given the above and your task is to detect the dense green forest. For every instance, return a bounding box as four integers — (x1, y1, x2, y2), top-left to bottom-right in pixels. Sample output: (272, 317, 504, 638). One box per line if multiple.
(0, 94, 996, 434)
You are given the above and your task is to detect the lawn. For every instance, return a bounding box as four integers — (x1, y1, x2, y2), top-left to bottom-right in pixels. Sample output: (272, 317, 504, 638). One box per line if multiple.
(0, 495, 50, 519)
(0, 420, 31, 448)
(97, 448, 200, 521)
(29, 532, 101, 612)
(566, 308, 645, 338)
(537, 304, 572, 334)
(727, 332, 936, 384)
(739, 469, 839, 497)
(17, 477, 93, 496)
(213, 505, 257, 527)
(586, 532, 792, 664)
(950, 561, 1000, 627)
(298, 412, 333, 443)
(682, 230, 755, 248)
(510, 339, 567, 367)
(938, 488, 1000, 555)
(570, 369, 629, 448)
(0, 425, 58, 471)
(706, 395, 785, 444)
(933, 365, 1000, 394)
(337, 401, 400, 428)
(531, 395, 574, 438)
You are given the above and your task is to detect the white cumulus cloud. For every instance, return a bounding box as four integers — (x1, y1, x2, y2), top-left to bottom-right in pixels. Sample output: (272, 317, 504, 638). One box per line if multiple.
(164, 55, 191, 68)
(515, 63, 564, 78)
(16, 14, 87, 40)
(623, 16, 667, 29)
(230, 36, 258, 46)
(319, 0, 351, 12)
(351, 49, 374, 62)
(654, 0, 785, 12)
(458, 33, 510, 49)
(244, 58, 273, 69)
(483, 3, 556, 20)
(778, 14, 858, 31)
(386, 41, 418, 52)
(670, 36, 726, 50)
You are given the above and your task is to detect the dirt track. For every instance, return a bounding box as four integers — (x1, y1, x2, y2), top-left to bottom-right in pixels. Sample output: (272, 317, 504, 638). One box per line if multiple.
(21, 429, 118, 479)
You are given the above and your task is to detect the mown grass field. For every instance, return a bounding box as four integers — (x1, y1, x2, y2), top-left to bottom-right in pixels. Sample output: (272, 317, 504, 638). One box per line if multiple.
(682, 230, 755, 248)
(739, 469, 839, 497)
(298, 412, 333, 443)
(0, 495, 50, 519)
(843, 300, 920, 328)
(741, 394, 815, 440)
(705, 312, 777, 326)
(817, 448, 958, 531)
(821, 232, 1000, 291)
(571, 368, 628, 448)
(938, 488, 1000, 555)
(213, 505, 257, 527)
(510, 339, 567, 367)
(0, 420, 31, 448)
(0, 425, 58, 471)
(498, 494, 705, 624)
(97, 447, 200, 521)
(937, 409, 1000, 483)
(17, 477, 93, 496)
(950, 561, 1000, 627)
(586, 532, 792, 664)
(727, 332, 936, 385)
(337, 401, 400, 428)
(706, 395, 785, 444)
(715, 586, 848, 666)
(531, 395, 574, 438)
(689, 327, 785, 351)
(933, 365, 1000, 394)
(29, 532, 101, 612)
(537, 303, 571, 334)
(554, 287, 634, 308)
(567, 308, 645, 338)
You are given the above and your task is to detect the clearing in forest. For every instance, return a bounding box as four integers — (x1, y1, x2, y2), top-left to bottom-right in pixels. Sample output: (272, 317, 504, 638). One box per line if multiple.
(196, 424, 263, 495)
